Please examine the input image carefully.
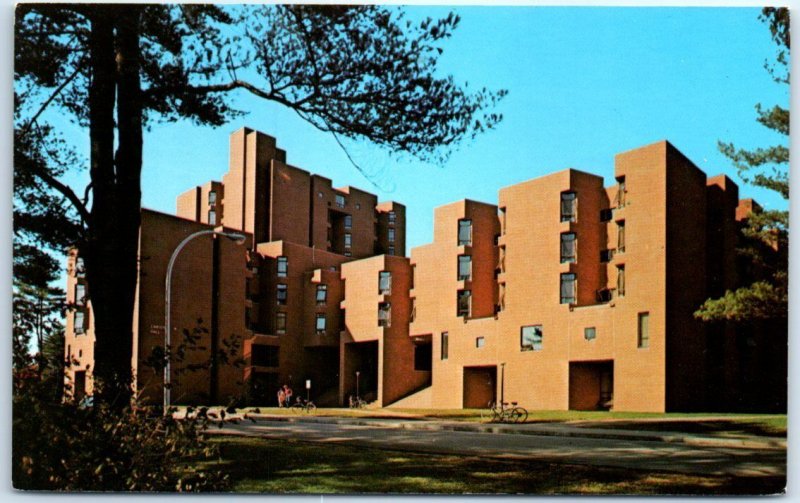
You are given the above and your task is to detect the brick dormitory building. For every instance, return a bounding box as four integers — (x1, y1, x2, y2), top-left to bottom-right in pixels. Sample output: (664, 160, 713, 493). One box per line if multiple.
(64, 127, 786, 413)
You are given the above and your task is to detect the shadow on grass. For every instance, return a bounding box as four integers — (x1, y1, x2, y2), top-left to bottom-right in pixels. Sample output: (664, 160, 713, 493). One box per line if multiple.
(200, 437, 784, 495)
(574, 420, 786, 438)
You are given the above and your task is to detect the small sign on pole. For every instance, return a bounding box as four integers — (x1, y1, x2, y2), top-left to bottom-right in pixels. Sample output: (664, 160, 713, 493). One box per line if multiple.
(306, 379, 311, 389)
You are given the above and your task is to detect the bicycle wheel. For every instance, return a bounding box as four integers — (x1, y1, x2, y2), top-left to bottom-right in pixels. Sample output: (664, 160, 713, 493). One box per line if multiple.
(510, 407, 527, 423)
(290, 403, 303, 414)
(306, 403, 316, 414)
(490, 408, 502, 423)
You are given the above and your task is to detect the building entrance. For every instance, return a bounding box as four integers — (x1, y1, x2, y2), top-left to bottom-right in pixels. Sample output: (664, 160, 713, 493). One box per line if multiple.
(462, 366, 497, 409)
(569, 360, 614, 410)
(343, 340, 379, 403)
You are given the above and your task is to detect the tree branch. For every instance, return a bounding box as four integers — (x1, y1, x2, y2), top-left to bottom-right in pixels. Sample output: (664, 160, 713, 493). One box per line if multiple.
(25, 155, 90, 225)
(20, 62, 85, 138)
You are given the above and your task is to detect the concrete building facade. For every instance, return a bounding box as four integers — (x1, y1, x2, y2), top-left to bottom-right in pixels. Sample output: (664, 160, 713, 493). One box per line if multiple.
(64, 130, 785, 412)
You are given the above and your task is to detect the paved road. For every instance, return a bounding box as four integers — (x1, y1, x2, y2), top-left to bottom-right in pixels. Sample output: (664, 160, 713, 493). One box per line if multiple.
(211, 419, 785, 478)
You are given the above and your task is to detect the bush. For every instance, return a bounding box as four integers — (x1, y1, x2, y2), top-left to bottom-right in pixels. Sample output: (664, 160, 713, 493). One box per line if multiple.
(13, 375, 230, 492)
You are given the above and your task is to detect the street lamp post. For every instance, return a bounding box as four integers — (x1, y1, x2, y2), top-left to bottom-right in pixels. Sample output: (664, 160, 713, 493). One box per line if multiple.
(355, 371, 361, 401)
(164, 229, 246, 414)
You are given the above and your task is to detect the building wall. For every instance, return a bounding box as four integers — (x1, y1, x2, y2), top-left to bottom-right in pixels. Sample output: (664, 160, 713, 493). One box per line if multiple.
(64, 250, 94, 400)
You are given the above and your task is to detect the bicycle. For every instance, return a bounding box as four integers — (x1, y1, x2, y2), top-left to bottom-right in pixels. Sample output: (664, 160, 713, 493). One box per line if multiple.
(487, 400, 528, 423)
(349, 395, 367, 409)
(291, 397, 317, 414)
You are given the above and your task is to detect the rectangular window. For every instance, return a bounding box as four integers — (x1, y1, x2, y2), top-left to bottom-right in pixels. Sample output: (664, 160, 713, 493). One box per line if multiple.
(378, 302, 391, 327)
(275, 312, 287, 334)
(560, 232, 577, 263)
(458, 255, 472, 281)
(379, 271, 392, 294)
(277, 284, 288, 305)
(458, 219, 472, 246)
(498, 246, 506, 273)
(498, 283, 506, 312)
(560, 192, 577, 222)
(335, 194, 346, 208)
(457, 290, 471, 317)
(638, 312, 650, 348)
(316, 314, 326, 334)
(476, 336, 485, 348)
(441, 332, 449, 360)
(616, 176, 627, 207)
(388, 211, 396, 224)
(617, 265, 626, 297)
(75, 284, 86, 306)
(600, 249, 614, 263)
(344, 214, 352, 230)
(208, 190, 217, 205)
(75, 257, 85, 278)
(344, 251, 352, 257)
(521, 325, 543, 351)
(251, 345, 279, 367)
(316, 284, 327, 305)
(560, 273, 576, 304)
(245, 306, 252, 330)
(388, 228, 395, 243)
(208, 210, 217, 225)
(584, 327, 596, 341)
(277, 256, 288, 277)
(410, 297, 416, 322)
(600, 208, 613, 222)
(388, 245, 395, 256)
(74, 311, 86, 335)
(344, 233, 352, 248)
(617, 220, 626, 253)
(499, 207, 507, 235)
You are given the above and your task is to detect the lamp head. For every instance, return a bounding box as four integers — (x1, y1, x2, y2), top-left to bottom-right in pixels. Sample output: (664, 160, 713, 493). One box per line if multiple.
(225, 232, 247, 245)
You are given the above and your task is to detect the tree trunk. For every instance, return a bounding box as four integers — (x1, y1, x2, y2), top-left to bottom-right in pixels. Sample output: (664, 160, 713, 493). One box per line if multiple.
(84, 6, 141, 408)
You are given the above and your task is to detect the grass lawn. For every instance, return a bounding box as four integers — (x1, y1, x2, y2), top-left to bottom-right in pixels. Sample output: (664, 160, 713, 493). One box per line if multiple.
(198, 436, 784, 495)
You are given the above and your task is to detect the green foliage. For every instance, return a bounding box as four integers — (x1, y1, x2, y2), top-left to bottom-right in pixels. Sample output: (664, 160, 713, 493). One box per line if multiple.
(696, 8, 789, 323)
(13, 374, 230, 491)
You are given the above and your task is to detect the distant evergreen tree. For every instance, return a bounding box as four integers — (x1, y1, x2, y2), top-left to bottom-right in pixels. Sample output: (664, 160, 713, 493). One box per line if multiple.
(696, 7, 789, 322)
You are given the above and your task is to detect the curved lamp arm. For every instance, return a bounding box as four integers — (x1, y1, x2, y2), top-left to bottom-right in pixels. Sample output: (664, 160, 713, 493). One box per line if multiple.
(164, 229, 246, 414)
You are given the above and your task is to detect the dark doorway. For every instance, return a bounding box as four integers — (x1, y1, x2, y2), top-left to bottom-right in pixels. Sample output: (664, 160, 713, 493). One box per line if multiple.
(569, 360, 614, 410)
(73, 370, 86, 402)
(344, 340, 379, 403)
(463, 366, 496, 408)
(248, 371, 279, 407)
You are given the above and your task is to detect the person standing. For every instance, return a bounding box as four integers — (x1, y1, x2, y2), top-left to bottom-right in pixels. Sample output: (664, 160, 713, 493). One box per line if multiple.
(277, 387, 285, 408)
(284, 385, 293, 407)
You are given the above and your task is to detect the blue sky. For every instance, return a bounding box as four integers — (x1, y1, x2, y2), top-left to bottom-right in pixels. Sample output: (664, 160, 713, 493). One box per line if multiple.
(60, 6, 790, 251)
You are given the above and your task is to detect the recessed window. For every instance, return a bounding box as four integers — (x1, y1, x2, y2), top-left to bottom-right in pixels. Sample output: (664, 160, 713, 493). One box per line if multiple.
(315, 314, 326, 334)
(560, 273, 576, 304)
(75, 284, 86, 306)
(458, 255, 472, 281)
(638, 312, 649, 348)
(74, 311, 86, 335)
(457, 290, 471, 317)
(414, 342, 432, 371)
(344, 215, 352, 230)
(208, 190, 217, 206)
(441, 332, 449, 360)
(617, 220, 626, 253)
(600, 208, 613, 222)
(388, 211, 396, 224)
(560, 192, 577, 222)
(208, 209, 217, 225)
(379, 271, 392, 294)
(378, 302, 391, 327)
(277, 284, 288, 305)
(560, 232, 576, 263)
(245, 306, 253, 330)
(344, 251, 352, 257)
(616, 176, 627, 208)
(521, 325, 543, 351)
(344, 233, 352, 248)
(276, 256, 288, 277)
(251, 345, 279, 367)
(497, 283, 506, 312)
(584, 327, 596, 341)
(355, 202, 361, 210)
(75, 257, 85, 278)
(276, 312, 287, 334)
(388, 245, 395, 256)
(335, 194, 346, 208)
(476, 336, 485, 348)
(499, 207, 507, 235)
(600, 249, 614, 263)
(410, 298, 416, 322)
(316, 284, 327, 305)
(388, 228, 395, 243)
(617, 265, 626, 297)
(458, 219, 472, 246)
